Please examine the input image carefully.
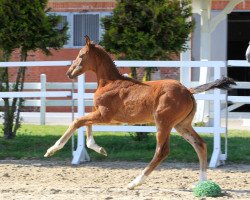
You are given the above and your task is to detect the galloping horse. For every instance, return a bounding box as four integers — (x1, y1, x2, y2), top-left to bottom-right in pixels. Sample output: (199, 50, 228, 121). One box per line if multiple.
(44, 36, 235, 189)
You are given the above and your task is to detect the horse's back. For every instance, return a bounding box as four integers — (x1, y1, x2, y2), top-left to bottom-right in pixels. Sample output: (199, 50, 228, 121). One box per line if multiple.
(145, 79, 191, 97)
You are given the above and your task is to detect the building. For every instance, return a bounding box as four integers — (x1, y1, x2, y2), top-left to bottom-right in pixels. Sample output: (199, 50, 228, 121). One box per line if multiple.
(10, 0, 250, 80)
(8, 0, 250, 112)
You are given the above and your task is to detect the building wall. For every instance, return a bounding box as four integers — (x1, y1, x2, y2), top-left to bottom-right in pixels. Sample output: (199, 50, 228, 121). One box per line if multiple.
(10, 1, 116, 83)
(7, 0, 250, 112)
(10, 0, 250, 83)
(212, 0, 250, 10)
(191, 1, 250, 81)
(48, 0, 116, 12)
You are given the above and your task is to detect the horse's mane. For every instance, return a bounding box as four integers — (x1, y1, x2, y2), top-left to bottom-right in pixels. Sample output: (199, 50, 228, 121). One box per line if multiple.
(94, 44, 144, 85)
(95, 45, 121, 69)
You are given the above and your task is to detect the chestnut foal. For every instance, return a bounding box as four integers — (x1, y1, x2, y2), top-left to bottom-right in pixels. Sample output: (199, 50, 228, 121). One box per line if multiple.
(44, 36, 235, 189)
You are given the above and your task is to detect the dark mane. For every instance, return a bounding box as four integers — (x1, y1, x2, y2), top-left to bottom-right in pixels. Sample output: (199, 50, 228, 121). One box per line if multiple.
(94, 44, 144, 84)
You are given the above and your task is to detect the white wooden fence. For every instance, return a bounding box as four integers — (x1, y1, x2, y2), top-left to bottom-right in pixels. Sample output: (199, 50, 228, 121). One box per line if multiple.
(0, 74, 97, 125)
(227, 60, 250, 114)
(0, 60, 247, 167)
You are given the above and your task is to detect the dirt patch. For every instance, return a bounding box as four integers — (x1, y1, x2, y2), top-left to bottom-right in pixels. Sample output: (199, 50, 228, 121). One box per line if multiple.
(0, 160, 249, 200)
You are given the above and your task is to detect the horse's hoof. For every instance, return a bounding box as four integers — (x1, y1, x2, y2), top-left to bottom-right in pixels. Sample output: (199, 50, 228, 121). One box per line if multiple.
(127, 183, 136, 190)
(127, 181, 143, 190)
(44, 151, 51, 157)
(100, 147, 108, 156)
(44, 147, 55, 157)
(127, 174, 146, 190)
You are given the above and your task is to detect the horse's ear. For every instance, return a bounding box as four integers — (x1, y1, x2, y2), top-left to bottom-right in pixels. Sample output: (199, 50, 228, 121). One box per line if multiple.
(84, 35, 91, 47)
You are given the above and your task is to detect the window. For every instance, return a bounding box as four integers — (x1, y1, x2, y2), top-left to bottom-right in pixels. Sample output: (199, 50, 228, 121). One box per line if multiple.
(51, 12, 111, 48)
(73, 14, 99, 46)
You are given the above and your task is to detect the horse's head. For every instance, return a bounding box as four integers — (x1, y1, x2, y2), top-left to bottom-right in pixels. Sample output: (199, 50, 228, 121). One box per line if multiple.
(66, 35, 94, 79)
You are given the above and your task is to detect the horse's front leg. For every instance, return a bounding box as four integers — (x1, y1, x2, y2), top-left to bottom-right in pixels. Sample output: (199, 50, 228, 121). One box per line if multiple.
(44, 121, 78, 157)
(86, 125, 107, 156)
(44, 109, 108, 157)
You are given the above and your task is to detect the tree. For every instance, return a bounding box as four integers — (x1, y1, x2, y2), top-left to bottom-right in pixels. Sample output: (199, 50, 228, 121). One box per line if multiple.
(101, 0, 194, 80)
(0, 0, 68, 139)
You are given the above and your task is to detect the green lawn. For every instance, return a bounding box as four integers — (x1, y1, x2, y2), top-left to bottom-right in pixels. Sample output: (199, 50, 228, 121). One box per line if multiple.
(0, 125, 249, 163)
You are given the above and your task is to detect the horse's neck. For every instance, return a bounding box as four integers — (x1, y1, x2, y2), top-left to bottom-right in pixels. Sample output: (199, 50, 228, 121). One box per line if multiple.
(94, 51, 123, 85)
(96, 63, 122, 86)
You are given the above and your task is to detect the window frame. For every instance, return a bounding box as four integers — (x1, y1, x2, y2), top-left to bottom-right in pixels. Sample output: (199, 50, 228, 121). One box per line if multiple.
(49, 11, 111, 48)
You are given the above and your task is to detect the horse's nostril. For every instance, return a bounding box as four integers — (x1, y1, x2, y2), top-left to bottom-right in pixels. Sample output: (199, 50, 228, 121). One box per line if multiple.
(66, 72, 73, 79)
(69, 75, 73, 79)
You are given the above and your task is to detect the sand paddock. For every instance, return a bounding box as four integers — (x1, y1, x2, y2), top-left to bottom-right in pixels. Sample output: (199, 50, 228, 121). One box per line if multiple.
(0, 160, 249, 200)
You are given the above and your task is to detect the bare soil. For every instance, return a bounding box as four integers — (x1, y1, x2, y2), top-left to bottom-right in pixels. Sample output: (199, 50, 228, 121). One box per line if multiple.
(0, 160, 249, 200)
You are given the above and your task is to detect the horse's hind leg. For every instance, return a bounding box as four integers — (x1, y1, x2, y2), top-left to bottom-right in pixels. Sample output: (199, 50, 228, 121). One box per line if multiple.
(175, 122, 207, 182)
(128, 125, 171, 190)
(86, 125, 107, 156)
(175, 95, 207, 182)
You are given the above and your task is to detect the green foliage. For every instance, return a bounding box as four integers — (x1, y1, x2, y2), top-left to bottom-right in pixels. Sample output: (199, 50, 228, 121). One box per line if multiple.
(129, 131, 152, 141)
(101, 0, 194, 60)
(193, 121, 206, 127)
(0, 0, 68, 55)
(193, 180, 222, 197)
(0, 125, 250, 164)
(0, 0, 69, 139)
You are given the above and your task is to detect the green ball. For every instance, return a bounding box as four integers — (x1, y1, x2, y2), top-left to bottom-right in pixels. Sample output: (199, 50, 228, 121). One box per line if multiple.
(193, 180, 222, 197)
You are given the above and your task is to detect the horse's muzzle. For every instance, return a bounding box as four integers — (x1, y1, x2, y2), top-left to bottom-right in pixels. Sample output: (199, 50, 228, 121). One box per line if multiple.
(66, 71, 74, 79)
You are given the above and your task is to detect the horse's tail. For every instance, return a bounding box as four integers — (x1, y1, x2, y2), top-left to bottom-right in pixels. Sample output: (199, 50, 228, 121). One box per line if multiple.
(189, 77, 236, 94)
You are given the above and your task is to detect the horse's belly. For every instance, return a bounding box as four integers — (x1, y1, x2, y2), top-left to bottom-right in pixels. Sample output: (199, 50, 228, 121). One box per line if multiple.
(112, 106, 154, 124)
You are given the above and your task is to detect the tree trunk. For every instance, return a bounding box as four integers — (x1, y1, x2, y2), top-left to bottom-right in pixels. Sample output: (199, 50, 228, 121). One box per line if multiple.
(1, 50, 27, 139)
(0, 52, 14, 139)
(130, 67, 137, 80)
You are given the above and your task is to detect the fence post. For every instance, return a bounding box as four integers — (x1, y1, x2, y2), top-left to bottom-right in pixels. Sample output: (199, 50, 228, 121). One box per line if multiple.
(40, 74, 46, 125)
(180, 40, 191, 87)
(71, 74, 90, 164)
(209, 64, 223, 167)
(194, 59, 210, 123)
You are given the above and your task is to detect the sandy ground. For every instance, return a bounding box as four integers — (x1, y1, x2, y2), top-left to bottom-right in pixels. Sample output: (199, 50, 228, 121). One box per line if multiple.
(0, 160, 249, 200)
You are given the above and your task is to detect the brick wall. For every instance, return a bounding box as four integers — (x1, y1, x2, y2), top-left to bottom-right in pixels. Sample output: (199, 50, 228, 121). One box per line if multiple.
(212, 0, 250, 10)
(7, 0, 250, 112)
(10, 48, 130, 83)
(10, 49, 80, 83)
(9, 47, 130, 112)
(48, 1, 116, 12)
(10, 0, 250, 83)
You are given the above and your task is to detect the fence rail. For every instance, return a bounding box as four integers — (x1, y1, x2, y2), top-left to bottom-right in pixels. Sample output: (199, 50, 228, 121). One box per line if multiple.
(227, 60, 250, 113)
(1, 60, 249, 167)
